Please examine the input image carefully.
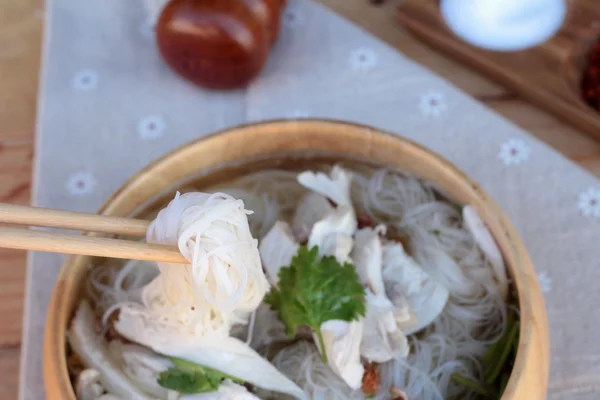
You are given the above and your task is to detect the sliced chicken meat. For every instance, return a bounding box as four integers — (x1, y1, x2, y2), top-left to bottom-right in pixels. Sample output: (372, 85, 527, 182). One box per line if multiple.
(107, 341, 177, 399)
(68, 301, 154, 400)
(115, 306, 307, 400)
(315, 320, 365, 390)
(352, 227, 409, 363)
(462, 205, 508, 300)
(308, 206, 356, 264)
(351, 225, 387, 295)
(259, 221, 300, 286)
(382, 241, 449, 335)
(75, 369, 105, 400)
(388, 290, 416, 330)
(361, 293, 410, 363)
(297, 165, 354, 208)
(292, 192, 334, 243)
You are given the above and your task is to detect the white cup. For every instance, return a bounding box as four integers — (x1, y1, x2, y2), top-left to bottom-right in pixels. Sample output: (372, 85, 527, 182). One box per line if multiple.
(440, 0, 568, 51)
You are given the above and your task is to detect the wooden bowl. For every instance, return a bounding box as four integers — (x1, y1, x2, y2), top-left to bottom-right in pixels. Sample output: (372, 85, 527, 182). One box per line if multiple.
(43, 119, 549, 399)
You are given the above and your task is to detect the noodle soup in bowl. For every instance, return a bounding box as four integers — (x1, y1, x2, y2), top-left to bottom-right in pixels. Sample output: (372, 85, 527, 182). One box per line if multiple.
(44, 120, 549, 400)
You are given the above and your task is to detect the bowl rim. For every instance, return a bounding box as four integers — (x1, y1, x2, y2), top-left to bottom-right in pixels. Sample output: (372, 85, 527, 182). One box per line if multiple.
(43, 118, 548, 400)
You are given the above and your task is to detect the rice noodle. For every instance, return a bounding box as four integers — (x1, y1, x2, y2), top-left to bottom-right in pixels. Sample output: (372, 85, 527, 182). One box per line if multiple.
(74, 164, 507, 399)
(217, 166, 506, 399)
(133, 192, 270, 337)
(270, 341, 363, 400)
(86, 259, 158, 319)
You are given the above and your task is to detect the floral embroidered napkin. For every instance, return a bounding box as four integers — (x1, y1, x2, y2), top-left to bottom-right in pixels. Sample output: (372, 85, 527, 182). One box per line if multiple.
(20, 0, 600, 399)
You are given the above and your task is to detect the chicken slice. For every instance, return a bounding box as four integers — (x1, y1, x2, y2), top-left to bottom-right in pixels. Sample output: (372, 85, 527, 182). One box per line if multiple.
(351, 225, 387, 295)
(382, 242, 449, 335)
(361, 293, 410, 363)
(68, 301, 153, 400)
(107, 341, 176, 399)
(292, 192, 334, 243)
(388, 290, 416, 329)
(297, 165, 353, 208)
(315, 232, 354, 264)
(259, 221, 300, 286)
(352, 227, 409, 363)
(299, 166, 358, 264)
(315, 320, 364, 390)
(75, 369, 105, 400)
(308, 206, 356, 263)
(462, 205, 508, 300)
(115, 306, 306, 400)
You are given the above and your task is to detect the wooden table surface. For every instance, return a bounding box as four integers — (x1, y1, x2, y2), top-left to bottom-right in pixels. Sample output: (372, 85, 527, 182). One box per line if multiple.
(1, 0, 599, 397)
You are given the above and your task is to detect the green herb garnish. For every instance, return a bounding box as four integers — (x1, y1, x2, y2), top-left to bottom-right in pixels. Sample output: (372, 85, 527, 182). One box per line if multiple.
(484, 321, 519, 384)
(498, 371, 511, 394)
(265, 246, 367, 363)
(451, 373, 492, 397)
(452, 308, 520, 399)
(158, 357, 243, 394)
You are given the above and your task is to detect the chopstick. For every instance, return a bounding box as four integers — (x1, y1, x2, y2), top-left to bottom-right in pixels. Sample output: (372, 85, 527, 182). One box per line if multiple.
(0, 226, 187, 263)
(0, 203, 188, 264)
(0, 203, 149, 237)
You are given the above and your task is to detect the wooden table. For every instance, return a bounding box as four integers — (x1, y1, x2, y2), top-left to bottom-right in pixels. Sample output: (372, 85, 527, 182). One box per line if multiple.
(1, 0, 599, 397)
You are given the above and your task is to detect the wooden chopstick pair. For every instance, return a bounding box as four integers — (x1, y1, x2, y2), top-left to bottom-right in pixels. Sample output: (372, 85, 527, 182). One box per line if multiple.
(0, 203, 188, 264)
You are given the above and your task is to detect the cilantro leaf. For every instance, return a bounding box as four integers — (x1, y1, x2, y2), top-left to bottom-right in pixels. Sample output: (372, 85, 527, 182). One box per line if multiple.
(158, 357, 243, 394)
(265, 246, 366, 363)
